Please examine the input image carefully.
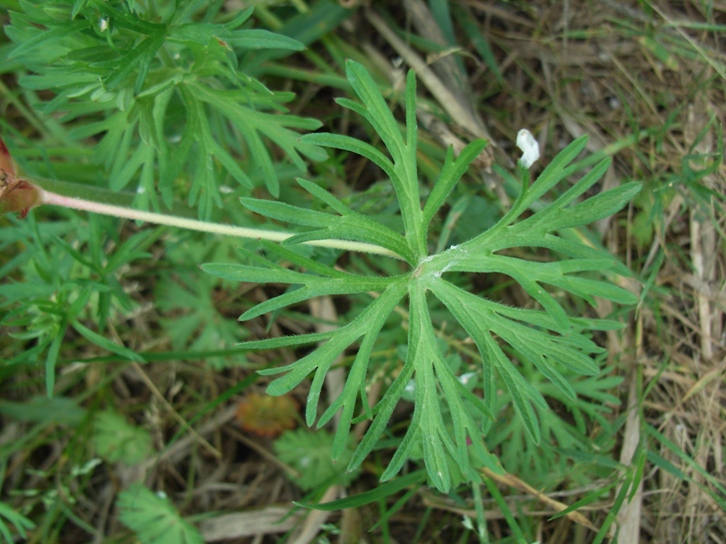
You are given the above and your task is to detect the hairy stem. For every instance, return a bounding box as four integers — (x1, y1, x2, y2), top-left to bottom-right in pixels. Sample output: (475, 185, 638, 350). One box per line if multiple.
(39, 189, 402, 259)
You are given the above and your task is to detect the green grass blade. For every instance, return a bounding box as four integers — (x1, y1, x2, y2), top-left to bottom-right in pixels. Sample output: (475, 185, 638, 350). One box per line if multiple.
(296, 470, 425, 511)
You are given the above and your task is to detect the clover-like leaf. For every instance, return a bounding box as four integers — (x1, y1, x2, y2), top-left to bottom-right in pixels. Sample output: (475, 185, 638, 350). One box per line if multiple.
(92, 411, 153, 466)
(117, 484, 203, 544)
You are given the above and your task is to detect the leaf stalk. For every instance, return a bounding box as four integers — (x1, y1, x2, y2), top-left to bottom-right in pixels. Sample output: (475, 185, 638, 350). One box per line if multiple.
(37, 189, 403, 259)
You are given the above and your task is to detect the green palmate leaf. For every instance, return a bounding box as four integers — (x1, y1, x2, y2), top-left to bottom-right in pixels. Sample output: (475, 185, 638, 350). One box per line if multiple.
(202, 61, 640, 493)
(117, 484, 203, 544)
(5, 2, 323, 216)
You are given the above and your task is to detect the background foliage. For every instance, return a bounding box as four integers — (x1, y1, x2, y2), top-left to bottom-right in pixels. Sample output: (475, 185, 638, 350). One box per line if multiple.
(0, 1, 724, 543)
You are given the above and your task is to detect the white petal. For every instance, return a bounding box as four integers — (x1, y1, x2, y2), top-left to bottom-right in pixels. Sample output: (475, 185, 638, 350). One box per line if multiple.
(516, 128, 540, 169)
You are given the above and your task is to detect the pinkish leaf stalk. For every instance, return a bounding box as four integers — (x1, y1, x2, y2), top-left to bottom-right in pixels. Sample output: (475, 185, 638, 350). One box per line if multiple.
(37, 188, 400, 258)
(0, 138, 399, 258)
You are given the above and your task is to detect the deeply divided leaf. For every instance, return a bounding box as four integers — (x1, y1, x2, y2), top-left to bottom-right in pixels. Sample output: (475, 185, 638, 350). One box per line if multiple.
(6, 3, 323, 216)
(200, 62, 641, 493)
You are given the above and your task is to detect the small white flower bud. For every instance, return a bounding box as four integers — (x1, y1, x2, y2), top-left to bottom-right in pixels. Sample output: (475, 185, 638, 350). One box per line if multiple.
(516, 129, 540, 169)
